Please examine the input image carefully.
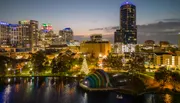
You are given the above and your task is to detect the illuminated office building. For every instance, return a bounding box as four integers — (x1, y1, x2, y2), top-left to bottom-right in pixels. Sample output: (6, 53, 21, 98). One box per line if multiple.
(39, 23, 54, 47)
(120, 1, 137, 44)
(80, 35, 111, 58)
(178, 32, 180, 50)
(19, 20, 39, 49)
(8, 24, 22, 47)
(90, 34, 102, 42)
(154, 52, 180, 69)
(41, 23, 53, 33)
(59, 28, 73, 43)
(114, 29, 123, 43)
(0, 21, 9, 45)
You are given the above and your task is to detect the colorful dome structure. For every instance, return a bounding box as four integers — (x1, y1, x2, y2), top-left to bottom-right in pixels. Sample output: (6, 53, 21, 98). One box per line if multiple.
(83, 69, 111, 88)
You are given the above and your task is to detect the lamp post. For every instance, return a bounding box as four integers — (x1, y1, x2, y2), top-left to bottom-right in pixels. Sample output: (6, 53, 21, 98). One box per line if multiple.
(8, 68, 11, 71)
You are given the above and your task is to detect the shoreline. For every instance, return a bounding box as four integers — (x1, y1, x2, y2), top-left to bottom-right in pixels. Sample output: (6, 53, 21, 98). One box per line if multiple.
(79, 82, 180, 96)
(0, 75, 84, 78)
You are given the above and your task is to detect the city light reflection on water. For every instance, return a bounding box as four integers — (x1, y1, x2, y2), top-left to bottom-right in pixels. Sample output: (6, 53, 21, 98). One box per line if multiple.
(3, 85, 11, 103)
(0, 77, 179, 103)
(164, 94, 172, 103)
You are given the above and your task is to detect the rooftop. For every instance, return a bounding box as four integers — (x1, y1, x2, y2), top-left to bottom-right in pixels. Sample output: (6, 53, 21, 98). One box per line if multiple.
(121, 1, 135, 6)
(63, 28, 72, 31)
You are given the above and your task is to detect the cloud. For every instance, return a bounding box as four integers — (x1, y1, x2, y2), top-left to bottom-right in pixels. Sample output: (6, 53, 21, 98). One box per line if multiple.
(86, 21, 180, 44)
(89, 26, 119, 32)
(162, 18, 180, 22)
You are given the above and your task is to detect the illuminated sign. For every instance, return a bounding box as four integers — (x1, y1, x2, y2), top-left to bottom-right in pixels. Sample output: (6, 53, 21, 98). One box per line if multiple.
(0, 21, 9, 26)
(41, 23, 53, 33)
(19, 20, 30, 24)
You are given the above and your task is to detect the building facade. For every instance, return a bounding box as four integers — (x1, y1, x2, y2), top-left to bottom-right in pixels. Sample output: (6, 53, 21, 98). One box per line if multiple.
(90, 34, 102, 42)
(80, 34, 111, 57)
(154, 52, 180, 69)
(120, 1, 137, 44)
(39, 23, 54, 47)
(0, 21, 9, 45)
(41, 23, 53, 33)
(114, 29, 123, 43)
(8, 24, 22, 47)
(19, 20, 39, 49)
(178, 32, 180, 50)
(59, 28, 73, 43)
(80, 41, 111, 58)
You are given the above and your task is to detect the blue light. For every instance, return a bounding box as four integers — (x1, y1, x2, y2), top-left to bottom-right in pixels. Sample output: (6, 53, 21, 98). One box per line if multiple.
(121, 1, 135, 6)
(13, 27, 17, 30)
(0, 21, 9, 26)
(63, 28, 72, 31)
(43, 29, 49, 33)
(8, 24, 19, 27)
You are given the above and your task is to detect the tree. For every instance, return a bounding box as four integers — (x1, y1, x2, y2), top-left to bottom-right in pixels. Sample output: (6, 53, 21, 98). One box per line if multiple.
(31, 51, 47, 74)
(0, 56, 8, 75)
(127, 54, 145, 72)
(103, 55, 123, 70)
(0, 56, 12, 75)
(154, 68, 171, 88)
(51, 53, 76, 74)
(80, 57, 89, 75)
(171, 72, 180, 91)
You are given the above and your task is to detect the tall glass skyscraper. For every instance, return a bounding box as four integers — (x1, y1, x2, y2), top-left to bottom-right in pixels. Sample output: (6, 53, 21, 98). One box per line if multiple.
(120, 1, 137, 44)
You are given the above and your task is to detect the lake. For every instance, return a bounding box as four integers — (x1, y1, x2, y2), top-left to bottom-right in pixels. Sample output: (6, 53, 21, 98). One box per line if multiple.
(0, 77, 179, 103)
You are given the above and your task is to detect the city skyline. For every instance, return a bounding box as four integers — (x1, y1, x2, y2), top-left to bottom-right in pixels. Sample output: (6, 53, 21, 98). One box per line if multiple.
(0, 0, 180, 35)
(0, 0, 180, 44)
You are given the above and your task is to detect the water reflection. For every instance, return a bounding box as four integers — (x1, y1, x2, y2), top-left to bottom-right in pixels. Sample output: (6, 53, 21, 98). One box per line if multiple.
(164, 94, 172, 103)
(0, 77, 179, 103)
(3, 85, 11, 103)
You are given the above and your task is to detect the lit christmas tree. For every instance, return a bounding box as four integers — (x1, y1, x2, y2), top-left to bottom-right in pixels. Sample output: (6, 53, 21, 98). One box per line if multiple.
(80, 55, 89, 75)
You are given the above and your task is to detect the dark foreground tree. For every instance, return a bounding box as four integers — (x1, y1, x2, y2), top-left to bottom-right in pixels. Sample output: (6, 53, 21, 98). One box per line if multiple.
(0, 56, 11, 75)
(51, 53, 77, 74)
(31, 51, 47, 74)
(103, 55, 123, 70)
(154, 68, 171, 88)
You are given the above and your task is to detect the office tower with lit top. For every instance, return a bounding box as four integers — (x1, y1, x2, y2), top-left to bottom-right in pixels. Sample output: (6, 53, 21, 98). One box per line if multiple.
(178, 32, 180, 50)
(0, 21, 9, 45)
(120, 1, 137, 44)
(19, 20, 39, 49)
(59, 28, 73, 44)
(8, 24, 22, 47)
(41, 23, 53, 33)
(39, 23, 54, 47)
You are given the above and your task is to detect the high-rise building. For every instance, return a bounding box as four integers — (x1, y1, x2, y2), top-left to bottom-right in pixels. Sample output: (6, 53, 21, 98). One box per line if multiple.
(114, 29, 123, 43)
(8, 24, 22, 47)
(0, 21, 9, 45)
(120, 1, 137, 44)
(59, 28, 73, 43)
(39, 23, 54, 47)
(90, 34, 102, 42)
(19, 20, 39, 49)
(41, 23, 53, 33)
(178, 32, 180, 50)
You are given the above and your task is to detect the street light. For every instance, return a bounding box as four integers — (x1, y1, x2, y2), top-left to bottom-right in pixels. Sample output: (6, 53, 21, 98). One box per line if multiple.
(99, 54, 102, 57)
(103, 55, 107, 59)
(8, 68, 11, 71)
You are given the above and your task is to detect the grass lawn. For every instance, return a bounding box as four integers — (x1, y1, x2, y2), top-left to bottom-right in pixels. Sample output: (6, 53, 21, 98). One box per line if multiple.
(145, 72, 155, 77)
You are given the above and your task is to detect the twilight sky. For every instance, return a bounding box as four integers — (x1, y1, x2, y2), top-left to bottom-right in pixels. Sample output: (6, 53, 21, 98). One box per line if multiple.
(0, 0, 180, 43)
